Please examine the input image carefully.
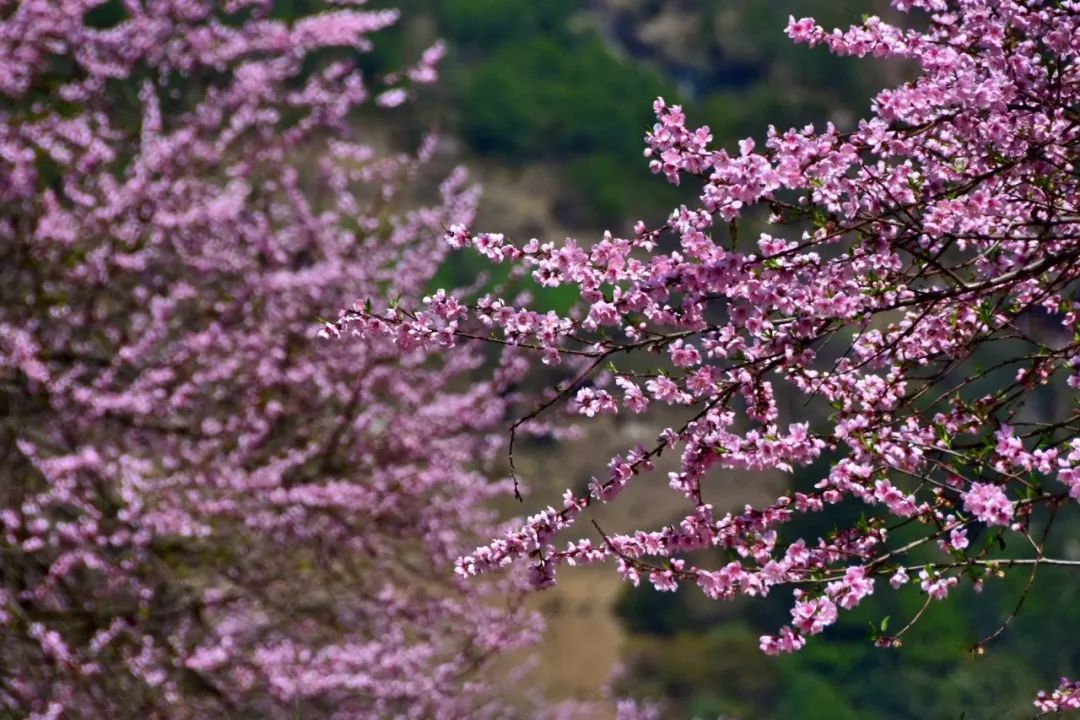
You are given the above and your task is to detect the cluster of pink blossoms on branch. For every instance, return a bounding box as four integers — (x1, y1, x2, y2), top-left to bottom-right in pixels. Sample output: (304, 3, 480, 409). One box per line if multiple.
(336, 0, 1080, 709)
(1036, 678, 1080, 714)
(0, 1, 555, 718)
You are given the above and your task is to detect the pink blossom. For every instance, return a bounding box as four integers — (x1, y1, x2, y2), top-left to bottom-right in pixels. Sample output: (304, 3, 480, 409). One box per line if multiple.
(0, 3, 543, 716)
(645, 376, 690, 404)
(348, 1, 1080, 702)
(919, 570, 958, 600)
(1035, 678, 1080, 715)
(963, 483, 1014, 527)
(575, 388, 617, 417)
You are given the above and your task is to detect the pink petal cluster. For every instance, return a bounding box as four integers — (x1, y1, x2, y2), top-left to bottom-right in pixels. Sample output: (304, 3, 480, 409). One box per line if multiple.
(347, 0, 1080, 698)
(1035, 678, 1080, 715)
(962, 482, 1014, 527)
(0, 3, 544, 718)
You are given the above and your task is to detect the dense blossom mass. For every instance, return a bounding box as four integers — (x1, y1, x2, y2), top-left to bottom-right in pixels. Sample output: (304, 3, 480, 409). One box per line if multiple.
(338, 0, 1080, 708)
(0, 1, 542, 718)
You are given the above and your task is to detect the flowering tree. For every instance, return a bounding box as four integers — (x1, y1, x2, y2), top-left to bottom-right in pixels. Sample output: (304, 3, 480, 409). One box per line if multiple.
(0, 1, 542, 717)
(339, 0, 1080, 709)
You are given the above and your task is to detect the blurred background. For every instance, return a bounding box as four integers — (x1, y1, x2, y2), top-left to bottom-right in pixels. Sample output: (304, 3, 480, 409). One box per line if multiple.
(362, 1, 1080, 718)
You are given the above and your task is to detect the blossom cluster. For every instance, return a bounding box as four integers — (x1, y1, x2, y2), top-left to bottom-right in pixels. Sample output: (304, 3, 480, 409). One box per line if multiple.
(0, 2, 541, 717)
(343, 0, 1080, 694)
(1035, 678, 1080, 715)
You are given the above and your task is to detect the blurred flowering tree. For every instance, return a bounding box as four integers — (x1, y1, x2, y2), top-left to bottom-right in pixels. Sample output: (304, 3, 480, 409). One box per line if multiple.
(0, 1, 545, 717)
(339, 0, 1080, 710)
